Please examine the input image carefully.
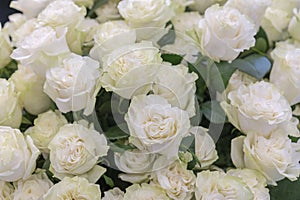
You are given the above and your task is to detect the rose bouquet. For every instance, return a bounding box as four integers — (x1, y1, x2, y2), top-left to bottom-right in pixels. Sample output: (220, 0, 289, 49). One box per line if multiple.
(0, 0, 300, 199)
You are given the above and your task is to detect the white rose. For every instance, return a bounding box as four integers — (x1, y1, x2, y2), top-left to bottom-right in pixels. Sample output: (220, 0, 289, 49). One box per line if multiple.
(10, 26, 70, 77)
(95, 0, 121, 23)
(89, 20, 136, 61)
(0, 181, 14, 200)
(227, 169, 270, 200)
(13, 170, 53, 200)
(195, 170, 254, 200)
(125, 95, 190, 159)
(288, 9, 300, 41)
(0, 25, 12, 69)
(0, 79, 22, 128)
(44, 53, 101, 115)
(152, 160, 196, 200)
(48, 120, 109, 183)
(225, 0, 271, 31)
(172, 12, 202, 33)
(123, 183, 169, 200)
(114, 149, 157, 183)
(102, 187, 124, 200)
(24, 110, 67, 154)
(270, 41, 300, 105)
(152, 63, 198, 117)
(9, 65, 51, 115)
(221, 81, 299, 137)
(100, 41, 162, 99)
(231, 131, 300, 185)
(10, 0, 52, 18)
(189, 4, 256, 62)
(43, 176, 101, 200)
(189, 0, 226, 13)
(171, 0, 194, 14)
(0, 126, 40, 182)
(190, 126, 218, 168)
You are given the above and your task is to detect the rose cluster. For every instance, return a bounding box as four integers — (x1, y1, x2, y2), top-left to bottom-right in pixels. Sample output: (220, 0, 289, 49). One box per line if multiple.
(0, 0, 299, 199)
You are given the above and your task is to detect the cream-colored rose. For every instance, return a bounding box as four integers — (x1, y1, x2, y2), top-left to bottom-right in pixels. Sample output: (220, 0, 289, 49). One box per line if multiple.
(24, 110, 67, 154)
(10, 26, 70, 77)
(10, 0, 52, 18)
(190, 126, 218, 168)
(73, 0, 93, 8)
(44, 53, 101, 115)
(0, 25, 12, 69)
(0, 126, 40, 182)
(189, 4, 256, 62)
(152, 63, 198, 117)
(171, 0, 194, 14)
(10, 65, 51, 115)
(152, 160, 196, 200)
(123, 183, 169, 200)
(13, 170, 53, 200)
(225, 0, 271, 31)
(0, 181, 14, 200)
(288, 9, 300, 41)
(89, 20, 136, 61)
(48, 120, 109, 183)
(95, 0, 121, 23)
(195, 170, 254, 200)
(0, 79, 22, 128)
(114, 149, 157, 183)
(100, 41, 162, 99)
(270, 41, 300, 105)
(189, 0, 226, 13)
(42, 176, 101, 200)
(102, 187, 124, 200)
(231, 131, 300, 185)
(221, 80, 299, 137)
(227, 169, 270, 200)
(125, 95, 190, 159)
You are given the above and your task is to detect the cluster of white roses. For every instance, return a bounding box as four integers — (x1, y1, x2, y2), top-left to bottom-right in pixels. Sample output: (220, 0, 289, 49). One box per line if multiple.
(0, 0, 299, 199)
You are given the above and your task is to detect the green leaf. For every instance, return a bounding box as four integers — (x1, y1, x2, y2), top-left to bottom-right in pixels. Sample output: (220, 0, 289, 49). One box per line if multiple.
(104, 124, 129, 140)
(87, 0, 108, 17)
(201, 100, 226, 124)
(269, 178, 300, 200)
(0, 60, 18, 79)
(157, 28, 176, 47)
(254, 37, 268, 53)
(232, 54, 271, 80)
(109, 141, 136, 153)
(103, 175, 115, 188)
(161, 54, 183, 65)
(21, 116, 33, 125)
(215, 62, 237, 87)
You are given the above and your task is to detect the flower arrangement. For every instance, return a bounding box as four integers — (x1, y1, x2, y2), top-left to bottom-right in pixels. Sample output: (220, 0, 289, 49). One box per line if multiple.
(0, 0, 300, 199)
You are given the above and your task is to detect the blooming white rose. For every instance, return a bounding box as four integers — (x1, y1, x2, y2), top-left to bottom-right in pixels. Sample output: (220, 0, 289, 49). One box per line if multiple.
(48, 120, 109, 183)
(89, 20, 136, 61)
(10, 26, 70, 77)
(10, 65, 51, 115)
(152, 159, 196, 200)
(189, 4, 256, 62)
(225, 0, 271, 31)
(114, 149, 157, 183)
(0, 25, 12, 69)
(95, 0, 121, 23)
(231, 130, 300, 185)
(0, 181, 14, 200)
(13, 170, 53, 200)
(171, 0, 194, 14)
(221, 80, 299, 137)
(44, 53, 101, 115)
(0, 126, 40, 182)
(189, 0, 226, 13)
(24, 110, 67, 154)
(100, 41, 162, 99)
(43, 176, 101, 200)
(227, 169, 270, 200)
(195, 170, 254, 200)
(0, 79, 22, 128)
(125, 95, 190, 159)
(288, 9, 300, 41)
(270, 41, 300, 105)
(10, 0, 52, 18)
(190, 126, 218, 168)
(102, 187, 124, 200)
(123, 183, 169, 200)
